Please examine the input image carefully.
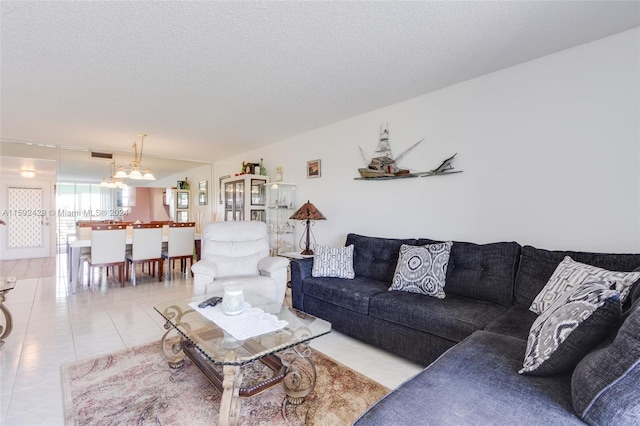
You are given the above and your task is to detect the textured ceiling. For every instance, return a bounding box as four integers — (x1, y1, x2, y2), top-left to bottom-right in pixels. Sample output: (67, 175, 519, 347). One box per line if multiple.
(2, 1, 639, 164)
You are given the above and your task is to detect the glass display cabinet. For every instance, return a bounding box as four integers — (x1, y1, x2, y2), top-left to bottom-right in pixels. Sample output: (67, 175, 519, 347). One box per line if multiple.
(263, 182, 296, 255)
(222, 175, 267, 222)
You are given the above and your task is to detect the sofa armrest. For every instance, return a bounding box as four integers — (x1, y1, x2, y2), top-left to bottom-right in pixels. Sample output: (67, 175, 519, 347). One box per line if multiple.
(290, 258, 314, 311)
(191, 259, 218, 296)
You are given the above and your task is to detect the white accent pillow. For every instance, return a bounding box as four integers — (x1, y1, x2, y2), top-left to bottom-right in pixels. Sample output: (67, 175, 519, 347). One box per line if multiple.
(530, 256, 640, 315)
(389, 242, 453, 299)
(312, 245, 355, 279)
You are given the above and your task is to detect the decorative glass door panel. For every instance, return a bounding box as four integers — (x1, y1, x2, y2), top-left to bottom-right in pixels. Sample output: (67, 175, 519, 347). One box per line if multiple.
(0, 181, 52, 260)
(251, 179, 266, 205)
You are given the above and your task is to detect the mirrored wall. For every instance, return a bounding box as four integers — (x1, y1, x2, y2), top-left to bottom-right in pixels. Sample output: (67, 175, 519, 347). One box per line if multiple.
(0, 140, 213, 257)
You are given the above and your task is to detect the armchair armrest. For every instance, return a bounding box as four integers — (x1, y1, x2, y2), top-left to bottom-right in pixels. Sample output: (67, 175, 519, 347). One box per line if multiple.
(191, 259, 218, 276)
(258, 256, 289, 273)
(258, 256, 290, 303)
(191, 259, 219, 296)
(290, 258, 314, 310)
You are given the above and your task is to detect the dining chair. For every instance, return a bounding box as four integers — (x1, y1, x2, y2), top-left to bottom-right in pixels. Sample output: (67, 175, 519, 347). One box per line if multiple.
(162, 222, 195, 279)
(76, 222, 93, 279)
(86, 223, 127, 286)
(126, 223, 164, 285)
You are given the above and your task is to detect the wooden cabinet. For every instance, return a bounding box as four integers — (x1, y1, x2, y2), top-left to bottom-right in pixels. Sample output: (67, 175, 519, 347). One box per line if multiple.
(222, 175, 267, 222)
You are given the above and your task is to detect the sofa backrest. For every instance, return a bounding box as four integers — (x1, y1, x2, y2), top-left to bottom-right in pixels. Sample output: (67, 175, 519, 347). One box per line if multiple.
(346, 233, 417, 283)
(514, 245, 640, 307)
(419, 239, 521, 307)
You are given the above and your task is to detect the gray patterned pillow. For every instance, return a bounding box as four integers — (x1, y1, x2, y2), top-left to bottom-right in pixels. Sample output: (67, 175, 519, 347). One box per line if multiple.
(572, 299, 640, 424)
(389, 242, 453, 299)
(519, 281, 621, 376)
(530, 256, 640, 315)
(311, 244, 355, 279)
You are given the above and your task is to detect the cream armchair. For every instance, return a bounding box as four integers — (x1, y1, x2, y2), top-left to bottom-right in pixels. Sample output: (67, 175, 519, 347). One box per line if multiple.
(191, 221, 289, 303)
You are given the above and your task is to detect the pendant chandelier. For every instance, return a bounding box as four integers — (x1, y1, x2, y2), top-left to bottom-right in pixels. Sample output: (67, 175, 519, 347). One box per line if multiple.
(100, 161, 127, 188)
(113, 133, 156, 180)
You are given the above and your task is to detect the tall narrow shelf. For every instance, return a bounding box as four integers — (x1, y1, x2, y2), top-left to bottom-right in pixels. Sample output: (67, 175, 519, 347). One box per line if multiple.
(263, 182, 296, 255)
(222, 174, 268, 222)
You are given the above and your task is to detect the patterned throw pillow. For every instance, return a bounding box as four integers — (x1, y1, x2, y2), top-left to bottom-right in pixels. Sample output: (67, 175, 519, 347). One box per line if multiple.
(389, 242, 453, 299)
(311, 245, 355, 279)
(519, 281, 621, 376)
(571, 299, 640, 424)
(530, 256, 640, 315)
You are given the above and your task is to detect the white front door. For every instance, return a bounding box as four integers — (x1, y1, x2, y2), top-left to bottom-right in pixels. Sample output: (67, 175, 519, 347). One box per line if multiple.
(0, 179, 53, 260)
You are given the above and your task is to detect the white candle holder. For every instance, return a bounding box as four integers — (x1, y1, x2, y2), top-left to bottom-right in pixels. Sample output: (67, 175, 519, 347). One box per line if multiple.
(222, 287, 245, 316)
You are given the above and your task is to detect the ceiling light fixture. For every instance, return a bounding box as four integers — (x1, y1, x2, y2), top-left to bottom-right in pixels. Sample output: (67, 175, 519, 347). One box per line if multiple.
(100, 162, 127, 188)
(114, 133, 156, 180)
(19, 169, 36, 178)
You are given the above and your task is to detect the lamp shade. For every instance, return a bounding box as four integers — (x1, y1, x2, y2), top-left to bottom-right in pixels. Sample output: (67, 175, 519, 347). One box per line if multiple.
(114, 167, 128, 179)
(142, 169, 155, 180)
(128, 169, 143, 180)
(290, 201, 326, 255)
(290, 201, 326, 221)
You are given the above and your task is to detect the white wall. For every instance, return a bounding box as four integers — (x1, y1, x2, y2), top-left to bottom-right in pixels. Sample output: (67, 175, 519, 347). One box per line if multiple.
(215, 28, 640, 253)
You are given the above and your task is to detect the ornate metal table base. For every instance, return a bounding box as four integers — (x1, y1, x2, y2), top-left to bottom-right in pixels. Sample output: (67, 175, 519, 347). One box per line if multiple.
(281, 343, 317, 405)
(0, 277, 17, 348)
(219, 353, 242, 426)
(156, 302, 326, 426)
(159, 330, 318, 425)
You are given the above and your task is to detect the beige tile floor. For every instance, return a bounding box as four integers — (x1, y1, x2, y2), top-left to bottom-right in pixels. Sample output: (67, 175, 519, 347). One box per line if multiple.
(0, 256, 422, 425)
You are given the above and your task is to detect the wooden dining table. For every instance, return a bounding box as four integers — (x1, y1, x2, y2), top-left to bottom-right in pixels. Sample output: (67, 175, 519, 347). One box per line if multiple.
(66, 232, 201, 293)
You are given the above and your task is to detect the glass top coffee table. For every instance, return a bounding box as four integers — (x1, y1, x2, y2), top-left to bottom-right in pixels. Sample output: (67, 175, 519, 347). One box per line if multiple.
(154, 291, 331, 426)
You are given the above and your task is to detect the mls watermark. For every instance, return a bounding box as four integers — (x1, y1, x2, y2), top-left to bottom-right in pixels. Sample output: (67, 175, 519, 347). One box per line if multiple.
(1, 209, 130, 217)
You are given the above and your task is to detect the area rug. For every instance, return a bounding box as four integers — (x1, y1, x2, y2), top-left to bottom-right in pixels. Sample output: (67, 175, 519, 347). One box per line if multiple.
(61, 341, 389, 425)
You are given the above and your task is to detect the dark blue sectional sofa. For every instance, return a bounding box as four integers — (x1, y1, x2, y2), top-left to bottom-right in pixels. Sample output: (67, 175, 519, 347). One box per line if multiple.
(289, 234, 640, 425)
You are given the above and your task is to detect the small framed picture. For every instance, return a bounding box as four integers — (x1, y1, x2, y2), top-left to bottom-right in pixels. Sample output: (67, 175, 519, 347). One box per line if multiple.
(307, 159, 321, 179)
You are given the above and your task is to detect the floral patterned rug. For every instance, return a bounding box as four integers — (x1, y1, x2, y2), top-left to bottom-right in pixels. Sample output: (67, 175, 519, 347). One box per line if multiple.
(61, 341, 389, 425)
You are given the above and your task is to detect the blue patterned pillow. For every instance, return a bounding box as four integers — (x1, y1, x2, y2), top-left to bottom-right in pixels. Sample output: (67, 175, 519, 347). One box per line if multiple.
(520, 281, 620, 376)
(572, 299, 640, 425)
(389, 242, 453, 298)
(312, 245, 355, 279)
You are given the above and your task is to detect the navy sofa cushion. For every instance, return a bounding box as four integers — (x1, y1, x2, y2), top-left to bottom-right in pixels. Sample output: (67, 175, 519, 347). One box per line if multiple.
(369, 290, 507, 342)
(418, 239, 521, 307)
(346, 233, 417, 283)
(514, 245, 640, 308)
(355, 331, 584, 426)
(571, 298, 640, 425)
(484, 305, 538, 341)
(302, 276, 388, 315)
